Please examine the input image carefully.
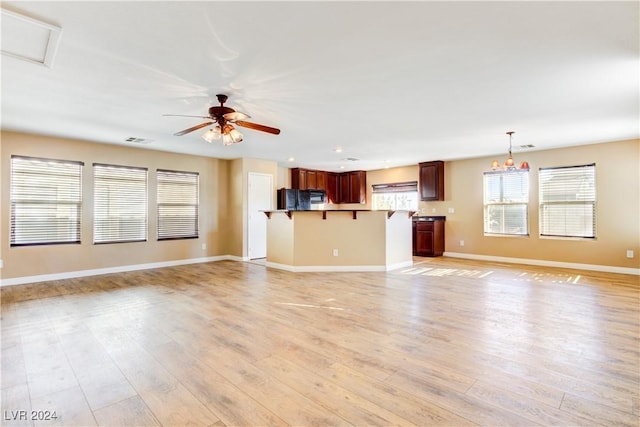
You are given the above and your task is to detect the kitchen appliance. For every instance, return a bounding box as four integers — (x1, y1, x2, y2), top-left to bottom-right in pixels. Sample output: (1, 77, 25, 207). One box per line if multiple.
(277, 188, 311, 210)
(308, 190, 327, 204)
(277, 188, 326, 210)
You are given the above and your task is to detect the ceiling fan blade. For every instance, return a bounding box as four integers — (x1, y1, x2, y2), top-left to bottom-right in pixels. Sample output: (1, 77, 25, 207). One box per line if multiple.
(174, 121, 214, 136)
(236, 120, 281, 135)
(163, 114, 211, 119)
(223, 111, 251, 122)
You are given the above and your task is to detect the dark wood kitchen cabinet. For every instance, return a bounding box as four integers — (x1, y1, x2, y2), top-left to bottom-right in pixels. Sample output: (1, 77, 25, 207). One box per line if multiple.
(327, 172, 340, 204)
(413, 218, 445, 257)
(339, 170, 366, 204)
(419, 161, 444, 201)
(291, 168, 307, 190)
(291, 168, 366, 204)
(291, 168, 327, 190)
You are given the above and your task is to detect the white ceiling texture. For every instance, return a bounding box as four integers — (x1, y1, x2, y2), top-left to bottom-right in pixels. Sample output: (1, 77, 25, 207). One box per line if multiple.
(2, 1, 638, 171)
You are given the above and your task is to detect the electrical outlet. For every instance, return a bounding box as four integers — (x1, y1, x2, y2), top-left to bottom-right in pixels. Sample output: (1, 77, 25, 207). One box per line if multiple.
(201, 243, 207, 250)
(459, 240, 465, 246)
(626, 250, 634, 259)
(332, 249, 339, 257)
(448, 207, 455, 213)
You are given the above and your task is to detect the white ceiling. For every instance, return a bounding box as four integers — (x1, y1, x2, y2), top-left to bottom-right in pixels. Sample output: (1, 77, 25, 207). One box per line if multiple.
(2, 1, 638, 171)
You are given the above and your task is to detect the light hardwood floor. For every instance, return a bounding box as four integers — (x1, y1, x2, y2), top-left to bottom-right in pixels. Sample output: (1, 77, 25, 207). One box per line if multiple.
(1, 258, 638, 426)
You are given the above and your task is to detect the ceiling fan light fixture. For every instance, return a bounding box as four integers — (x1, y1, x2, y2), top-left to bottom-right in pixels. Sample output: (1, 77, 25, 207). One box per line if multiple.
(220, 124, 243, 145)
(202, 126, 221, 143)
(229, 128, 243, 143)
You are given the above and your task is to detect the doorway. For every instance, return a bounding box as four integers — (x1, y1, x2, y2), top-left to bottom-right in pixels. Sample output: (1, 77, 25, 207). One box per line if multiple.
(247, 172, 273, 259)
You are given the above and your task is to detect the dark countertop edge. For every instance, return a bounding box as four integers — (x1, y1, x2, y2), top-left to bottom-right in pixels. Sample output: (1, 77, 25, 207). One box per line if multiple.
(412, 215, 447, 221)
(261, 209, 416, 213)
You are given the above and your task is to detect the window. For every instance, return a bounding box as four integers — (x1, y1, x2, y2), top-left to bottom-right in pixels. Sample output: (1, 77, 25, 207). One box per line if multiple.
(539, 164, 596, 238)
(93, 163, 147, 244)
(372, 181, 418, 211)
(157, 169, 199, 240)
(483, 170, 529, 236)
(10, 155, 83, 246)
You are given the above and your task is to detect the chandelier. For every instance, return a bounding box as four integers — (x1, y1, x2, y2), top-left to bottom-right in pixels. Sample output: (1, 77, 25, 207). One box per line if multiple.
(491, 131, 529, 171)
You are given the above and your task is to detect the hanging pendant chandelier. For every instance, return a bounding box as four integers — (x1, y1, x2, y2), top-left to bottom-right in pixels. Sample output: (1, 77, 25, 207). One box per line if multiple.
(491, 131, 529, 171)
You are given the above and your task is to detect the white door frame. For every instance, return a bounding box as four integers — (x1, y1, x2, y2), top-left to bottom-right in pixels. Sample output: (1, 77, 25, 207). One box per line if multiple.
(247, 172, 273, 259)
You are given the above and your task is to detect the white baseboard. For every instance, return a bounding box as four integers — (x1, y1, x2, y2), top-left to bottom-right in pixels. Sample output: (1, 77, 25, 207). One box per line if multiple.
(443, 251, 640, 276)
(0, 256, 232, 287)
(4, 252, 635, 287)
(265, 260, 413, 273)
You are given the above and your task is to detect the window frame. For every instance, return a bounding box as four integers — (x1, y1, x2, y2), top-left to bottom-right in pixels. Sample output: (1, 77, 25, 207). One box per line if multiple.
(538, 163, 596, 239)
(93, 163, 148, 244)
(483, 169, 530, 237)
(10, 155, 84, 247)
(371, 181, 419, 211)
(157, 169, 200, 241)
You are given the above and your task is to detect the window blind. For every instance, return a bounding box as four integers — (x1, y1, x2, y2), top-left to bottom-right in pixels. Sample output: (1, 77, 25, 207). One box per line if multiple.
(539, 164, 596, 238)
(372, 181, 418, 193)
(10, 155, 83, 246)
(483, 170, 529, 236)
(157, 169, 199, 240)
(93, 163, 147, 244)
(371, 181, 418, 210)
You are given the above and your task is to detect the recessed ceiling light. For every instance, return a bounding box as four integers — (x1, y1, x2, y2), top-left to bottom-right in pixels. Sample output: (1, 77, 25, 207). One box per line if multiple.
(339, 165, 345, 169)
(333, 147, 343, 153)
(287, 157, 295, 162)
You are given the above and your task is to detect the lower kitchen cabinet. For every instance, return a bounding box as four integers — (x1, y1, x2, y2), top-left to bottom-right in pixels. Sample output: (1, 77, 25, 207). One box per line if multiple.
(413, 218, 445, 257)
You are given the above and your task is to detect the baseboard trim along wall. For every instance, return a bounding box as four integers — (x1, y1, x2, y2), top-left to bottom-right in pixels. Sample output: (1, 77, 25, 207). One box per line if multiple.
(444, 252, 640, 276)
(0, 256, 231, 287)
(265, 260, 413, 273)
(2, 253, 636, 286)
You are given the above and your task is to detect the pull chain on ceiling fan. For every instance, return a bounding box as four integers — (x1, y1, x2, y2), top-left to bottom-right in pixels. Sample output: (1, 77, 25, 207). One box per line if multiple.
(164, 94, 280, 145)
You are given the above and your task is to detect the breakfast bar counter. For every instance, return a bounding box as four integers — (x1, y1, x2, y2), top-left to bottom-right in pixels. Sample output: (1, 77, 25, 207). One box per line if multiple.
(263, 209, 414, 272)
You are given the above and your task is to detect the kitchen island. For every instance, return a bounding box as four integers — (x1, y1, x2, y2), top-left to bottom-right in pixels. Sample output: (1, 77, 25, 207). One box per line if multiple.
(263, 209, 414, 272)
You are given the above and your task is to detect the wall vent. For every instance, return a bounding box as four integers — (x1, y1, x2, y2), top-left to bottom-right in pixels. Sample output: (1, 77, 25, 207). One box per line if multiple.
(125, 137, 153, 144)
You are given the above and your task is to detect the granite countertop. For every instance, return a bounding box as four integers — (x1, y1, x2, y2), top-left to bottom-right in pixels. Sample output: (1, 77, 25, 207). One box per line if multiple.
(412, 215, 446, 221)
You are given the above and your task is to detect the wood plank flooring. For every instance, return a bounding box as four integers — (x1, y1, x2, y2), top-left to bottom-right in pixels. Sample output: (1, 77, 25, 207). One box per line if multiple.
(1, 258, 638, 426)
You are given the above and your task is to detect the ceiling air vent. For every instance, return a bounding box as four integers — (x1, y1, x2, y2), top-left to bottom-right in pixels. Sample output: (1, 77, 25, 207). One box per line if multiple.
(125, 137, 153, 144)
(519, 144, 535, 149)
(342, 157, 360, 162)
(1, 8, 62, 68)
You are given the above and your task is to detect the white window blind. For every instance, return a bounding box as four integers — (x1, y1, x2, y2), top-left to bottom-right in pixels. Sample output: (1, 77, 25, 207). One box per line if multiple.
(93, 163, 147, 244)
(539, 164, 596, 238)
(371, 181, 418, 210)
(157, 169, 199, 240)
(10, 155, 83, 246)
(483, 170, 529, 236)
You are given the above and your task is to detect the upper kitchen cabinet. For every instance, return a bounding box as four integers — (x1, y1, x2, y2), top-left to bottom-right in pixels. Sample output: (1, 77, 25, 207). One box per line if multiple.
(291, 168, 366, 204)
(419, 161, 444, 201)
(339, 170, 366, 204)
(291, 168, 327, 191)
(291, 168, 307, 190)
(326, 172, 340, 204)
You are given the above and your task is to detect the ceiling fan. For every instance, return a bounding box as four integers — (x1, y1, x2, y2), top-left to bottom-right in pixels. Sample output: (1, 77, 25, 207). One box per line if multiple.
(164, 94, 280, 145)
